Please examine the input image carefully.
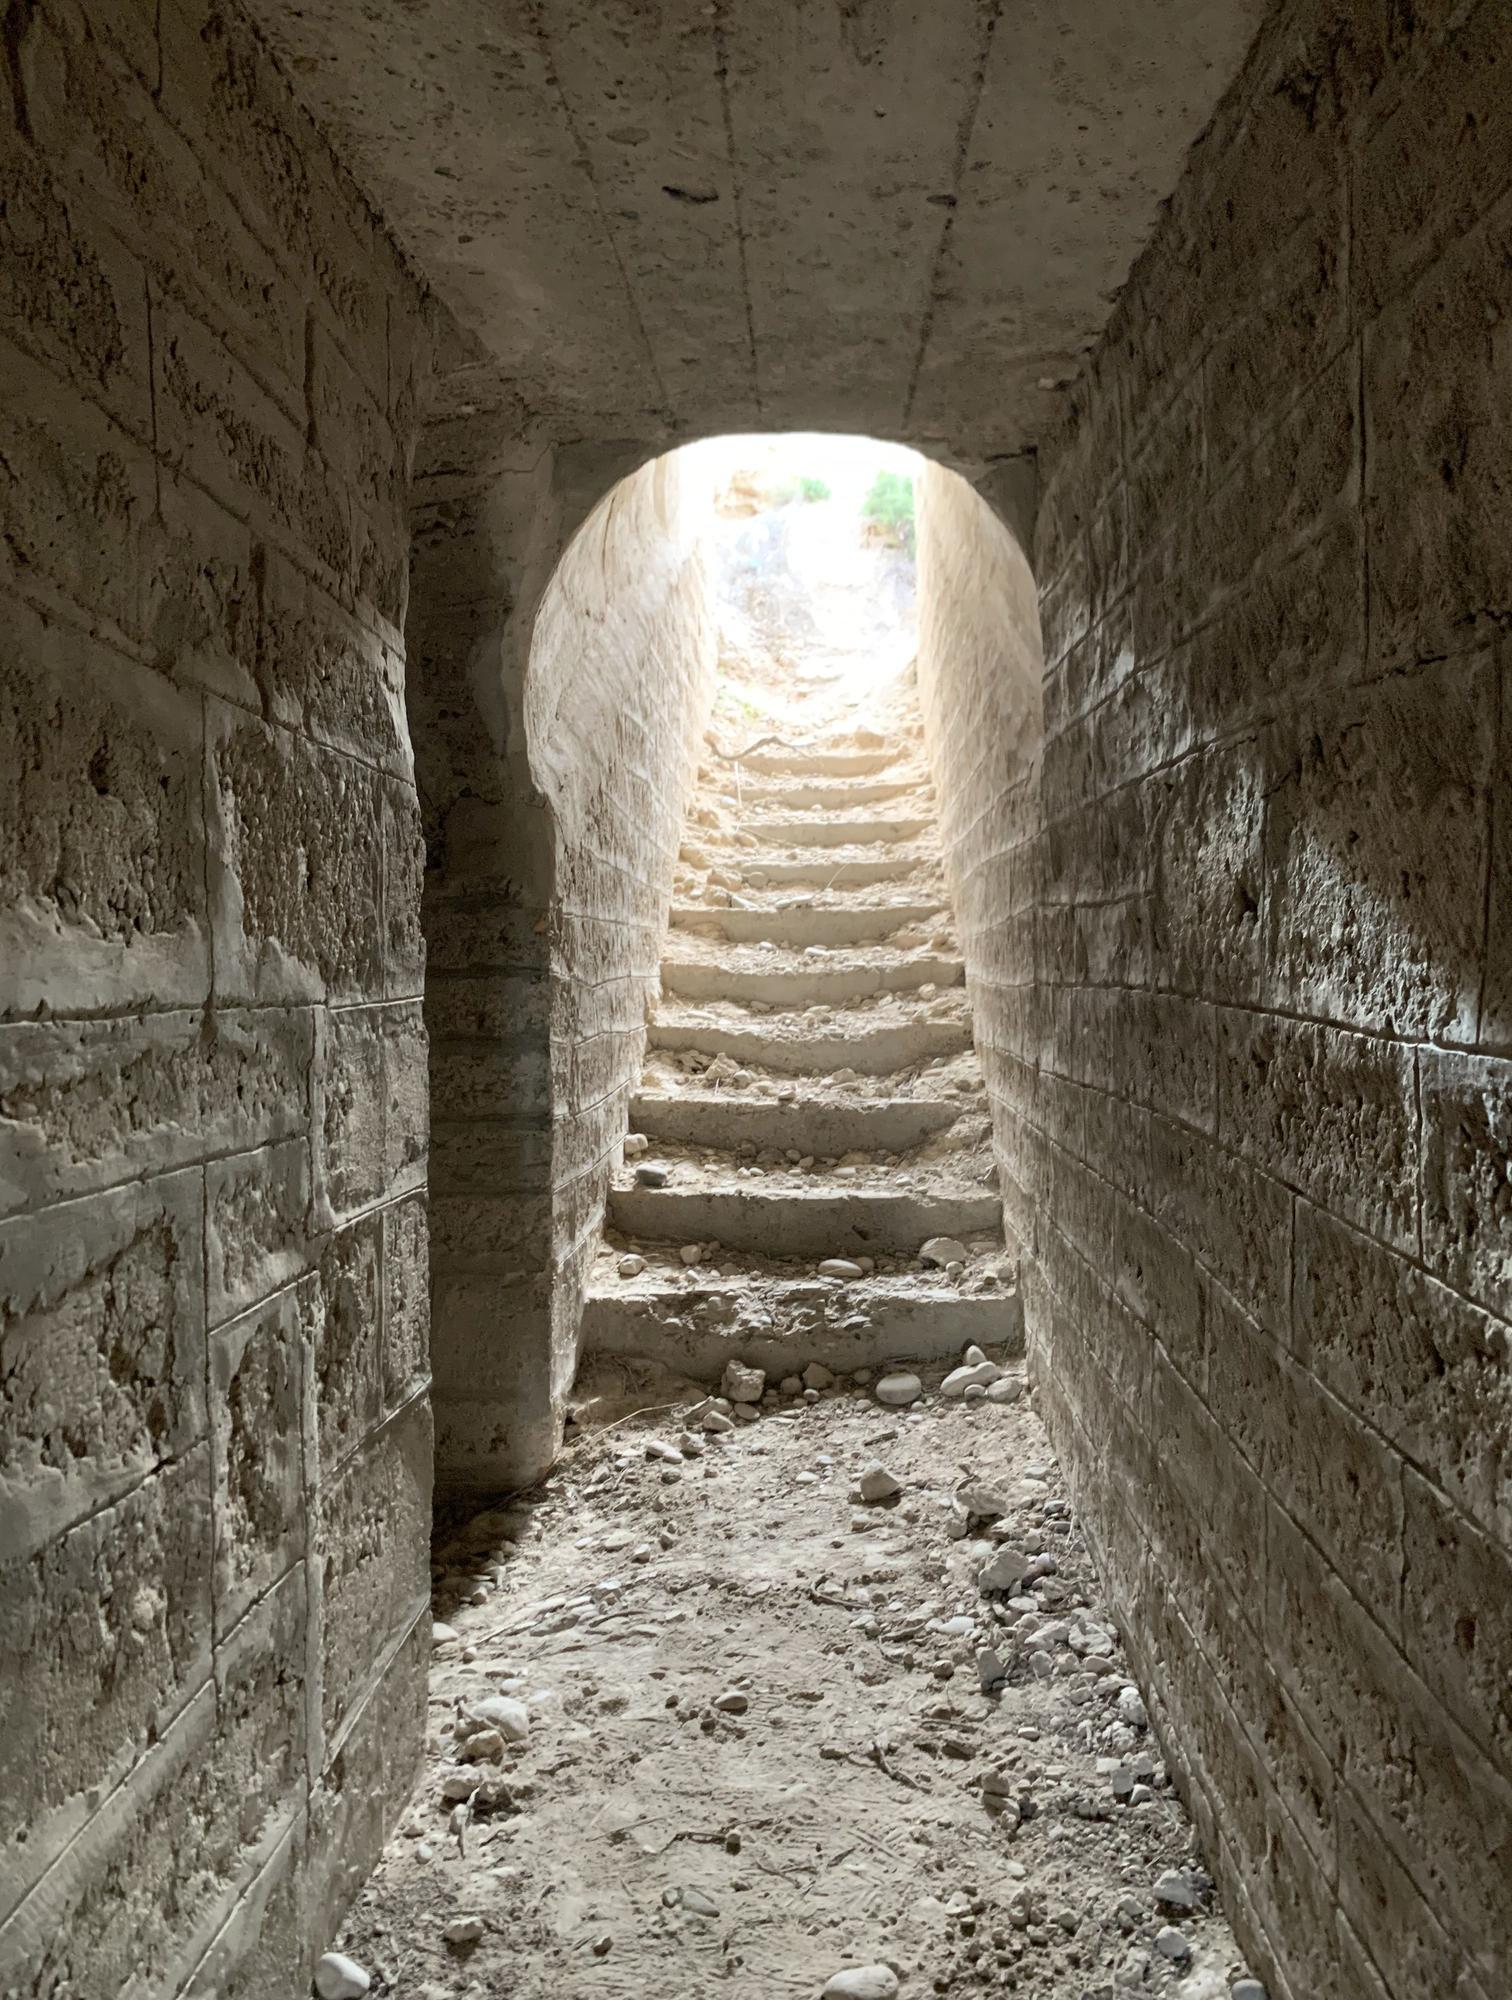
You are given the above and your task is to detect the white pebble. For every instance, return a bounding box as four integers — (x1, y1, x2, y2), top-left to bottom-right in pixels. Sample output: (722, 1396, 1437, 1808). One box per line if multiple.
(314, 1953, 370, 1999)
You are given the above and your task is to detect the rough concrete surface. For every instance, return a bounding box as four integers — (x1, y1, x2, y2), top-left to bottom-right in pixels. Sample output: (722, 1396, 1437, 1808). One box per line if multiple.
(243, 0, 1268, 463)
(0, 1, 433, 1990)
(914, 7, 1512, 1999)
(330, 1363, 1267, 1999)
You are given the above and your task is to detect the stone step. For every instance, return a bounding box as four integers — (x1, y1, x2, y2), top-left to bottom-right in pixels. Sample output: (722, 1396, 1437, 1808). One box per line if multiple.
(747, 852, 937, 886)
(583, 1259, 1022, 1379)
(735, 747, 897, 776)
(659, 951, 963, 1006)
(737, 778, 922, 809)
(647, 1011, 972, 1074)
(751, 815, 931, 847)
(607, 1178, 1002, 1257)
(628, 1089, 972, 1156)
(668, 902, 945, 946)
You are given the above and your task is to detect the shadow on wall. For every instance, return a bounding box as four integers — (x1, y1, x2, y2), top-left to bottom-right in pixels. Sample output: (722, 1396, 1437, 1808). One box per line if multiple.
(419, 446, 717, 1493)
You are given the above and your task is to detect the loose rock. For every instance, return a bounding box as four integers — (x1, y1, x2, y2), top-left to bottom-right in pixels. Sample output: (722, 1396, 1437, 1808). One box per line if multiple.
(803, 1362, 835, 1389)
(468, 1695, 529, 1743)
(857, 1461, 903, 1504)
(818, 1257, 865, 1278)
(942, 1361, 1001, 1398)
(617, 1254, 647, 1279)
(723, 1358, 766, 1402)
(822, 1966, 900, 2000)
(874, 1370, 922, 1406)
(314, 1953, 371, 2000)
(1154, 1925, 1191, 1962)
(919, 1236, 968, 1267)
(443, 1916, 485, 1946)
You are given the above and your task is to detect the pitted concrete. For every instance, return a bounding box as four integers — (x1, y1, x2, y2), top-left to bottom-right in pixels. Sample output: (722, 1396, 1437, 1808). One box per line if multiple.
(244, 0, 1267, 462)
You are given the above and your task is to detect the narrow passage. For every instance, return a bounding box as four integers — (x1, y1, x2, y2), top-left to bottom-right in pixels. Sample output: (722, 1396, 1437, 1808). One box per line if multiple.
(329, 563, 1261, 2000)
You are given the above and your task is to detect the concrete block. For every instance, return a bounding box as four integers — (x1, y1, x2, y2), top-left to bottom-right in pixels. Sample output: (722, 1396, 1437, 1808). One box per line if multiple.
(1420, 1048, 1512, 1322)
(311, 1005, 386, 1229)
(0, 999, 315, 1219)
(1216, 1012, 1419, 1251)
(0, 1448, 213, 1920)
(211, 1290, 306, 1640)
(1400, 1469, 1512, 1775)
(1, 602, 210, 1019)
(0, 1171, 206, 1556)
(383, 1000, 429, 1198)
(1365, 204, 1512, 670)
(383, 779, 427, 998)
(304, 1216, 383, 1478)
(1148, 1115, 1291, 1335)
(314, 1398, 430, 1752)
(382, 1195, 431, 1413)
(206, 700, 386, 1008)
(1259, 653, 1494, 1042)
(206, 1136, 311, 1330)
(1293, 1200, 1511, 1543)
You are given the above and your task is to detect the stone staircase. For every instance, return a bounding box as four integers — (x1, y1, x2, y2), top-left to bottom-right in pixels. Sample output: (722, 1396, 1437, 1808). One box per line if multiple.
(581, 679, 1021, 1383)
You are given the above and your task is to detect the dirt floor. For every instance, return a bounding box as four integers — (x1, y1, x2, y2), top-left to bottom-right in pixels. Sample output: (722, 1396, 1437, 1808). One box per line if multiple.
(331, 1360, 1260, 2000)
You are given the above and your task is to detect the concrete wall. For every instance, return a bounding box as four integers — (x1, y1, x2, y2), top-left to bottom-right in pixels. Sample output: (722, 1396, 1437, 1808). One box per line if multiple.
(410, 431, 713, 1491)
(0, 4, 432, 1990)
(925, 6, 1512, 1998)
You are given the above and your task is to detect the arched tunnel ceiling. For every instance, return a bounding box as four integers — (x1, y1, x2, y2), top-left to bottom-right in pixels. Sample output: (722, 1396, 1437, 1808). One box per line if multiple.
(250, 0, 1267, 461)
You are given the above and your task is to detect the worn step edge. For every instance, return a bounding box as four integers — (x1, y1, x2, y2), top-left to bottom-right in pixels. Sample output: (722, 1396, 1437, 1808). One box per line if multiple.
(744, 853, 938, 886)
(659, 953, 963, 1005)
(607, 1183, 1002, 1256)
(751, 816, 932, 848)
(647, 1016, 971, 1074)
(735, 779, 922, 808)
(583, 1277, 1023, 1379)
(668, 903, 944, 946)
(628, 1090, 971, 1154)
(734, 748, 897, 776)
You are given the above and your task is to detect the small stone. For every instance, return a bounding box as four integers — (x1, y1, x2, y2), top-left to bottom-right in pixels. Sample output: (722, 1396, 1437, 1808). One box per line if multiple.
(1154, 1926, 1191, 1963)
(1153, 1869, 1198, 1912)
(822, 1964, 900, 1999)
(458, 1726, 505, 1763)
(874, 1370, 922, 1406)
(678, 1431, 706, 1456)
(591, 1934, 613, 1957)
(617, 1254, 647, 1278)
(857, 1461, 903, 1504)
(469, 1695, 529, 1743)
(314, 1953, 371, 2000)
(920, 1236, 969, 1267)
(818, 1258, 865, 1279)
(1117, 1686, 1148, 1728)
(942, 1361, 1001, 1398)
(645, 1438, 682, 1463)
(963, 1344, 989, 1366)
(722, 1359, 765, 1403)
(680, 1244, 704, 1265)
(957, 1481, 1011, 1519)
(803, 1362, 835, 1389)
(779, 1375, 804, 1395)
(443, 1915, 485, 1947)
(714, 1689, 749, 1714)
(635, 1163, 669, 1187)
(731, 1400, 760, 1423)
(985, 1376, 1022, 1405)
(976, 1547, 1029, 1595)
(431, 1621, 460, 1647)
(1231, 1982, 1268, 2000)
(623, 1133, 649, 1156)
(702, 1409, 734, 1434)
(976, 1647, 1007, 1691)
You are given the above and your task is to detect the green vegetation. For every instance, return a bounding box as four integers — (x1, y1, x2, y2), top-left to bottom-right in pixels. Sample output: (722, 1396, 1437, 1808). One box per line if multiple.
(797, 474, 831, 502)
(861, 467, 916, 554)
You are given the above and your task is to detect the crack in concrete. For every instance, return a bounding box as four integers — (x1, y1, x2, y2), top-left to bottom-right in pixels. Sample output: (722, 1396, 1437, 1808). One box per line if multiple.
(901, 0, 1004, 432)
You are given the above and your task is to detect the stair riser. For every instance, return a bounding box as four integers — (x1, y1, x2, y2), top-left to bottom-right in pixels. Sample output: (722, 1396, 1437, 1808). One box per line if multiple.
(752, 818, 929, 848)
(660, 956, 963, 1005)
(647, 1019, 971, 1074)
(750, 857, 932, 886)
(669, 904, 943, 946)
(629, 1092, 969, 1155)
(583, 1285, 1023, 1379)
(608, 1186, 1001, 1256)
(736, 749, 896, 776)
(738, 781, 920, 808)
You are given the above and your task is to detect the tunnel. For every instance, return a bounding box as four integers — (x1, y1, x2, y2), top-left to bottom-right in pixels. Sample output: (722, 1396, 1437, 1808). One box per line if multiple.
(0, 3, 1509, 1998)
